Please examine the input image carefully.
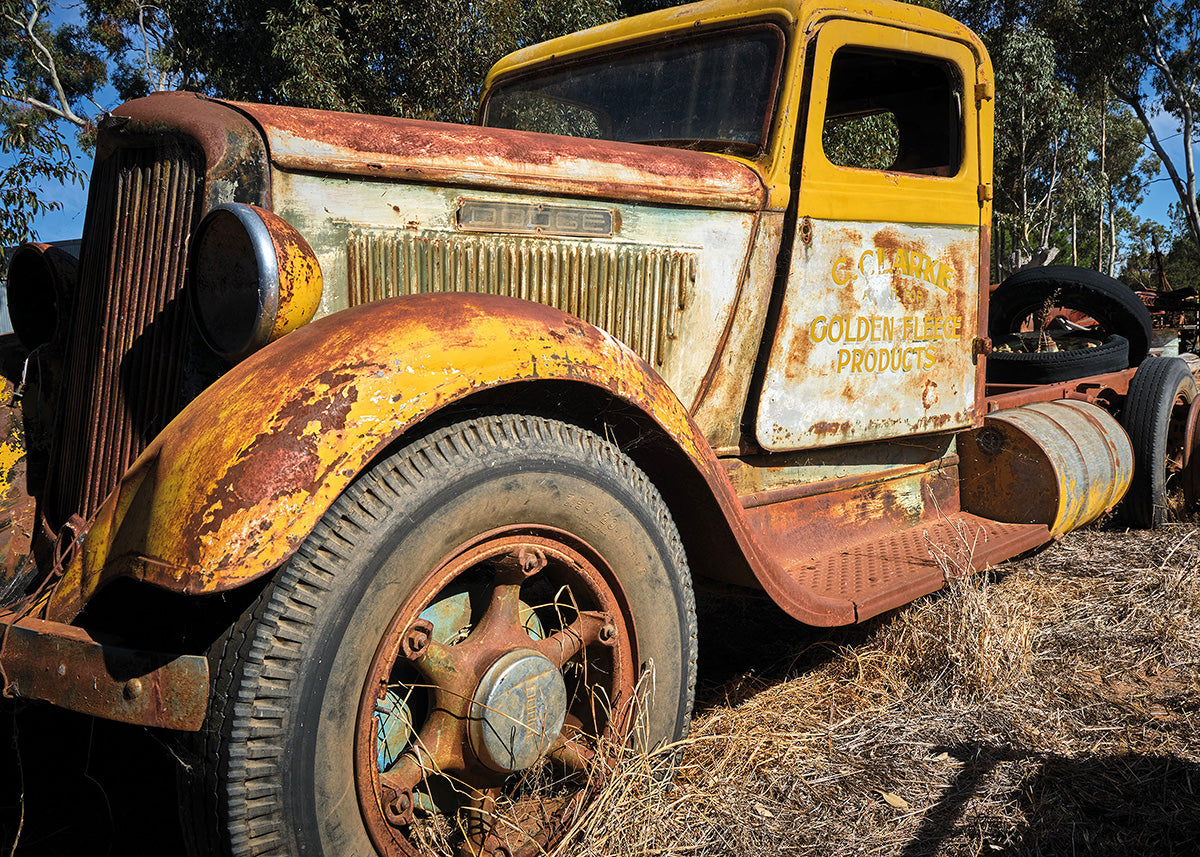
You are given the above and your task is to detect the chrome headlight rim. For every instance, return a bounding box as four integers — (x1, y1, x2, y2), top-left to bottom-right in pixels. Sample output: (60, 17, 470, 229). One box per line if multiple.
(188, 202, 323, 364)
(188, 202, 282, 364)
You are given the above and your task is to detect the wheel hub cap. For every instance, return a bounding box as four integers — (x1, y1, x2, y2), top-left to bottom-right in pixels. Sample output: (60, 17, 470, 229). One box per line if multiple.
(469, 649, 566, 773)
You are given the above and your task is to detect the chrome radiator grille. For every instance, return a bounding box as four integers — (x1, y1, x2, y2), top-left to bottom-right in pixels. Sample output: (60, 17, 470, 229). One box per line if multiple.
(46, 140, 204, 524)
(347, 231, 695, 367)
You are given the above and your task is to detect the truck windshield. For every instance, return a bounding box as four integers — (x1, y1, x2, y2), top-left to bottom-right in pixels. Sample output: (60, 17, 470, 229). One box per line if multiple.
(481, 26, 784, 157)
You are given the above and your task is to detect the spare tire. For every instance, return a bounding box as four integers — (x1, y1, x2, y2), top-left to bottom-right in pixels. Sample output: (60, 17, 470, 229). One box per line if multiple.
(989, 266, 1152, 365)
(987, 333, 1129, 384)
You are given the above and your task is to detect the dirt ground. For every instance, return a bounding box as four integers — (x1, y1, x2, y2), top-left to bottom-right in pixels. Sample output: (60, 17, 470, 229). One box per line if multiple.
(3, 522, 1198, 856)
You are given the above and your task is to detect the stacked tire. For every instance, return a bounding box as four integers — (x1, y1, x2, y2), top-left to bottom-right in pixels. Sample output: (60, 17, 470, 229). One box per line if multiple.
(987, 266, 1153, 384)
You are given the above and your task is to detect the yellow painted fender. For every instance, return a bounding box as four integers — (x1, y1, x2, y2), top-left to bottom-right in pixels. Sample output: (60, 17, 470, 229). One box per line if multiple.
(49, 295, 725, 618)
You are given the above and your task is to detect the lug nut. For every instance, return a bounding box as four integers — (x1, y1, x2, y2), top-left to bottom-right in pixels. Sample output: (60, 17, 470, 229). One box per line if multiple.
(384, 791, 413, 826)
(517, 546, 547, 577)
(402, 619, 434, 659)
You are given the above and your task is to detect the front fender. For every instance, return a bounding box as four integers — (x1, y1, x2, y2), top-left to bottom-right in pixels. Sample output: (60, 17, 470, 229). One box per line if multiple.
(49, 294, 719, 617)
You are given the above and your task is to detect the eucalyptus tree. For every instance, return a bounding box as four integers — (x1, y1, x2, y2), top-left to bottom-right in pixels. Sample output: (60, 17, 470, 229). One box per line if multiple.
(1037, 0, 1200, 261)
(1, 0, 104, 244)
(2, 0, 676, 243)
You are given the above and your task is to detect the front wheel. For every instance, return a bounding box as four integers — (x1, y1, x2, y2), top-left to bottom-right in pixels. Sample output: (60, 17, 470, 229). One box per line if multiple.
(185, 414, 697, 857)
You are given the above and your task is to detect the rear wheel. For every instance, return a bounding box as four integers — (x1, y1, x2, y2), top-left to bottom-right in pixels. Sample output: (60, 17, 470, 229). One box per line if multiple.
(1120, 357, 1198, 528)
(185, 413, 696, 857)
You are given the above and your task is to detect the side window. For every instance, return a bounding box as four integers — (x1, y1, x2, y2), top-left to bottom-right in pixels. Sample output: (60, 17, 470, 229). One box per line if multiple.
(821, 48, 963, 177)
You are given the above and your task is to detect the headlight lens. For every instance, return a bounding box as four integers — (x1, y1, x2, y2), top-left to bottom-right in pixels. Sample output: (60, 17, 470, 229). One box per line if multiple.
(188, 203, 323, 362)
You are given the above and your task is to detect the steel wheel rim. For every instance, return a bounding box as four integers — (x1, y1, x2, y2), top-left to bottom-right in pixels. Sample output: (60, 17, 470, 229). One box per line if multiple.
(355, 526, 638, 857)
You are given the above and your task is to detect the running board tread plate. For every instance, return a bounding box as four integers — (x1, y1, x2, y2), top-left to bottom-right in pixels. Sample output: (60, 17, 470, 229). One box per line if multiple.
(784, 513, 1050, 622)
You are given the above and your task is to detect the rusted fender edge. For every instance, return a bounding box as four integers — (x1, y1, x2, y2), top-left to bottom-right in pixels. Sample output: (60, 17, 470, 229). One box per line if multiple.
(0, 612, 209, 730)
(47, 294, 853, 626)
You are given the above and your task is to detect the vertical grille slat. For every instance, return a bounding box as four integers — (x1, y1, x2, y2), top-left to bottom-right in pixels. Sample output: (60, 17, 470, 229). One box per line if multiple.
(46, 141, 203, 524)
(346, 231, 696, 367)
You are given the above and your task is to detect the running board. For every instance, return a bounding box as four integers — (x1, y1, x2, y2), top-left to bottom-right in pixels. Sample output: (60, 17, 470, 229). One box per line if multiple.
(783, 513, 1050, 623)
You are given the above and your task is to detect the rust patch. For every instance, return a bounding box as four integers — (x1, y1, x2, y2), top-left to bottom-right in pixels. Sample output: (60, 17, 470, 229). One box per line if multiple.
(108, 92, 270, 209)
(188, 371, 361, 556)
(226, 99, 766, 211)
(810, 420, 852, 437)
(922, 379, 940, 411)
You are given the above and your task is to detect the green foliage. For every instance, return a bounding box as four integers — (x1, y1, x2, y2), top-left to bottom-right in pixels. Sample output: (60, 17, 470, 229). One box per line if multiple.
(1120, 229, 1200, 291)
(86, 0, 179, 99)
(1, 1, 108, 109)
(1, 0, 106, 242)
(991, 25, 1092, 268)
(1166, 238, 1200, 289)
(1025, 0, 1200, 261)
(0, 112, 83, 245)
(822, 112, 899, 171)
(965, 2, 1169, 276)
(157, 0, 623, 123)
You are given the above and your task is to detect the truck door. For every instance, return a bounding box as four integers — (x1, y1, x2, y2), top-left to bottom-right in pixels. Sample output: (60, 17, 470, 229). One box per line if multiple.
(755, 20, 987, 451)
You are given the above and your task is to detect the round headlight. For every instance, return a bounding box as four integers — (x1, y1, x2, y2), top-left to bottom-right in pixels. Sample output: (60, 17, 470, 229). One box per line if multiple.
(188, 203, 323, 362)
(6, 242, 78, 351)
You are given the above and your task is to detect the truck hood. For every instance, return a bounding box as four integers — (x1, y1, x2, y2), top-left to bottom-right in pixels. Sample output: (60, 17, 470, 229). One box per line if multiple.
(225, 98, 766, 211)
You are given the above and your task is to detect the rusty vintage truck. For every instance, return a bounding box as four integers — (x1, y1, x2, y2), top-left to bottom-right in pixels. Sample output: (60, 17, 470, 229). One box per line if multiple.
(0, 1, 1191, 855)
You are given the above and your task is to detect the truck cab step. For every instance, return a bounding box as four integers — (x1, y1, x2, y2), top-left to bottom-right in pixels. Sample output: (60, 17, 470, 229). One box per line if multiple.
(784, 513, 1049, 622)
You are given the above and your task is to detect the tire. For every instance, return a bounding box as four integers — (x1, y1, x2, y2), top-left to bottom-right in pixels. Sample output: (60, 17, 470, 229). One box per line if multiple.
(183, 413, 697, 857)
(989, 266, 1152, 365)
(986, 333, 1129, 384)
(1120, 357, 1198, 528)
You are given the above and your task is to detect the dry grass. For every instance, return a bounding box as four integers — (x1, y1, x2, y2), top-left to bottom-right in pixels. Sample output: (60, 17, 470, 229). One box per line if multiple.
(3, 526, 1198, 856)
(556, 525, 1200, 857)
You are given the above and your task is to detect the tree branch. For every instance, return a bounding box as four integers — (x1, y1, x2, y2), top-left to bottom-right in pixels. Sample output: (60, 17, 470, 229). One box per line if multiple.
(1141, 7, 1200, 248)
(14, 0, 88, 127)
(1113, 81, 1200, 250)
(1, 90, 84, 125)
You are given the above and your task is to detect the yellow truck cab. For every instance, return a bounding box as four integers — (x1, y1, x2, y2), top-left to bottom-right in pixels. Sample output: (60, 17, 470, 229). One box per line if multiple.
(0, 2, 1183, 855)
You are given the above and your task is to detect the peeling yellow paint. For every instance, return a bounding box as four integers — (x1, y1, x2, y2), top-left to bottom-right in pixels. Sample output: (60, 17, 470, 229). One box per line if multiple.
(47, 294, 714, 620)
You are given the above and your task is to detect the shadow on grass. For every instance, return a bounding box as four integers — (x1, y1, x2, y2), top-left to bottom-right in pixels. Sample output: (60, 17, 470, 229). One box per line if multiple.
(902, 743, 1200, 857)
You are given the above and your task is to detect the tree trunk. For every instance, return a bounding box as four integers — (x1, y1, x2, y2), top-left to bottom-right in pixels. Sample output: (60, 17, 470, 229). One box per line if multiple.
(1071, 211, 1078, 265)
(1097, 93, 1106, 272)
(1113, 18, 1200, 260)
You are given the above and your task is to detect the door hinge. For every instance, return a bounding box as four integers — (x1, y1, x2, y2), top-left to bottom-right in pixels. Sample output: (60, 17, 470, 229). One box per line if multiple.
(972, 337, 992, 364)
(978, 183, 993, 204)
(975, 80, 995, 103)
